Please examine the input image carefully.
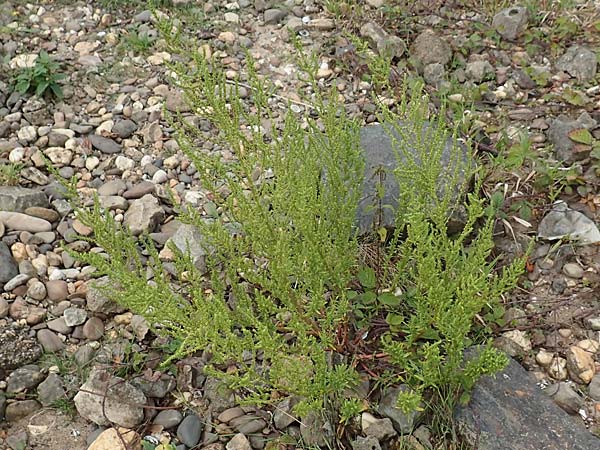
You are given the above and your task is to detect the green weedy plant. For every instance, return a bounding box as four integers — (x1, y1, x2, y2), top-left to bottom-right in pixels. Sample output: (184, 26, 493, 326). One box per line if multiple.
(12, 51, 65, 99)
(65, 18, 525, 446)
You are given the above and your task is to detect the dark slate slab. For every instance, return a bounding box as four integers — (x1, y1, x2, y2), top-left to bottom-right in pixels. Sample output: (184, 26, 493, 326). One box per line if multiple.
(356, 121, 469, 234)
(0, 186, 48, 212)
(454, 356, 600, 450)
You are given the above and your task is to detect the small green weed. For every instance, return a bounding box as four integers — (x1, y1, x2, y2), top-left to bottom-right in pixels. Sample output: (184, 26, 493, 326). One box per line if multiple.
(122, 29, 156, 55)
(0, 162, 22, 186)
(12, 51, 65, 99)
(52, 397, 77, 416)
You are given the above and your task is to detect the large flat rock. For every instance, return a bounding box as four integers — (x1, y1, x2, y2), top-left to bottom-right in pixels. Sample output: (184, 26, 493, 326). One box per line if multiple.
(455, 355, 600, 450)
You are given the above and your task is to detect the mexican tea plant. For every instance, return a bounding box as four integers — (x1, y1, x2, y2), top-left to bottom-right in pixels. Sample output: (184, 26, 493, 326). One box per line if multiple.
(66, 18, 525, 444)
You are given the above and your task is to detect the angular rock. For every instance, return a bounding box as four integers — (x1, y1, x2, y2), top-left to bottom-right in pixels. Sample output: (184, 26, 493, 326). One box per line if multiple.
(566, 346, 595, 385)
(537, 201, 600, 245)
(361, 412, 397, 440)
(131, 374, 175, 398)
(226, 433, 252, 450)
(64, 307, 87, 327)
(547, 112, 596, 163)
(454, 354, 600, 449)
(556, 45, 597, 81)
(112, 120, 138, 139)
(86, 276, 125, 314)
(83, 317, 105, 340)
(300, 411, 334, 448)
(264, 8, 287, 24)
(37, 373, 66, 406)
(74, 369, 147, 427)
(166, 223, 209, 272)
(123, 194, 164, 235)
(0, 186, 48, 212)
(359, 22, 406, 59)
(492, 6, 528, 40)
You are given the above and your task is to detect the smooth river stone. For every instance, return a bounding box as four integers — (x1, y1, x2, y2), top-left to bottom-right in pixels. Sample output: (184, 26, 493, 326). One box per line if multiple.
(0, 211, 52, 232)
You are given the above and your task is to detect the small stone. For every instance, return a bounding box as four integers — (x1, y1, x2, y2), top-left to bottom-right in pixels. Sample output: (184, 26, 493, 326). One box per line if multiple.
(124, 194, 164, 235)
(153, 409, 184, 428)
(86, 276, 124, 314)
(0, 186, 48, 213)
(88, 134, 121, 154)
(218, 407, 245, 424)
(74, 369, 146, 427)
(5, 274, 31, 292)
(548, 356, 568, 380)
(45, 280, 68, 302)
(112, 120, 138, 138)
(0, 242, 19, 285)
(226, 433, 252, 450)
(351, 436, 381, 450)
(47, 317, 73, 335)
(589, 375, 600, 401)
(562, 262, 584, 279)
(37, 373, 66, 406)
(64, 307, 88, 327)
(37, 329, 65, 353)
(224, 12, 239, 23)
(6, 364, 45, 394)
(546, 382, 584, 414)
(5, 400, 41, 422)
(27, 280, 47, 300)
(83, 317, 105, 340)
(409, 29, 451, 67)
(536, 349, 554, 367)
(465, 60, 495, 83)
(0, 212, 52, 232)
(361, 412, 397, 440)
(6, 430, 28, 450)
(566, 345, 595, 385)
(264, 8, 287, 24)
(88, 427, 141, 450)
(492, 6, 528, 40)
(556, 45, 597, 81)
(177, 414, 203, 447)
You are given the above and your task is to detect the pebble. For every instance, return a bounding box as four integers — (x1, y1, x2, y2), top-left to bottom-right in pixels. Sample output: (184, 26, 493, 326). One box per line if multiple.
(226, 433, 252, 450)
(83, 317, 105, 340)
(562, 262, 584, 279)
(0, 212, 52, 232)
(64, 307, 88, 326)
(45, 280, 69, 302)
(153, 409, 184, 428)
(177, 414, 203, 448)
(37, 329, 66, 352)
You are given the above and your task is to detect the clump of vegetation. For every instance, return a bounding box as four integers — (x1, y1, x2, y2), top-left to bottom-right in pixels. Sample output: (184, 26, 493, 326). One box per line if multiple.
(65, 15, 525, 447)
(0, 162, 22, 186)
(12, 51, 65, 99)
